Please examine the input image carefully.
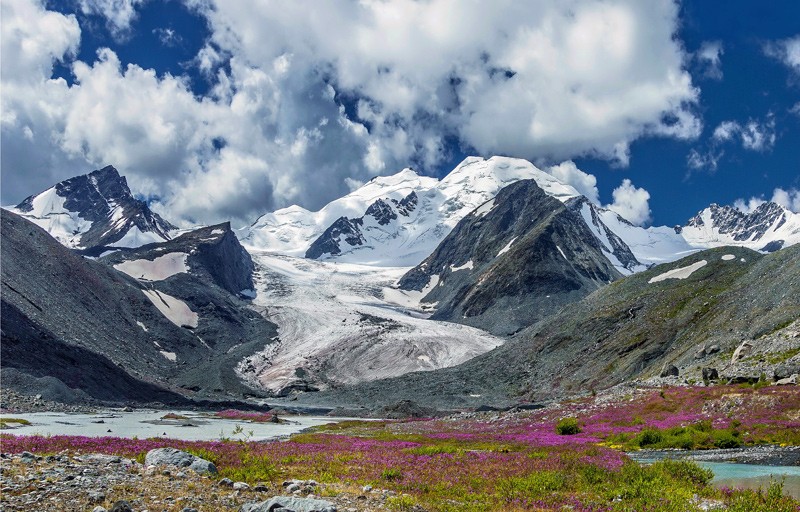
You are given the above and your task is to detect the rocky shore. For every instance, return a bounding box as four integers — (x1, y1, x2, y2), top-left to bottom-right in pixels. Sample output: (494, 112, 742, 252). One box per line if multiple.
(0, 449, 409, 512)
(628, 445, 800, 467)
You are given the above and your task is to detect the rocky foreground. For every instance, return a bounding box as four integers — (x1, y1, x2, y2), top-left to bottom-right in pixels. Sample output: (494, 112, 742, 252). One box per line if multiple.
(0, 449, 401, 512)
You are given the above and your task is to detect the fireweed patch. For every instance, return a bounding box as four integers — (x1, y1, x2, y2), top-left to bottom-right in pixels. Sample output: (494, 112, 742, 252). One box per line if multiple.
(2, 385, 799, 511)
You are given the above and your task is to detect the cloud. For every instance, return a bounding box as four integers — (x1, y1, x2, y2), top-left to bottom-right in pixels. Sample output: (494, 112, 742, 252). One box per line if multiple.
(696, 40, 724, 80)
(687, 148, 724, 172)
(764, 35, 800, 76)
(546, 161, 600, 204)
(153, 27, 182, 47)
(78, 0, 146, 40)
(2, 0, 700, 227)
(687, 115, 776, 172)
(771, 188, 800, 213)
(605, 179, 651, 226)
(734, 188, 800, 214)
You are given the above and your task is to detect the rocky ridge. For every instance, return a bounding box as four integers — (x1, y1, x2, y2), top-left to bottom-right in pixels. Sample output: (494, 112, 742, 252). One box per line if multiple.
(11, 165, 176, 254)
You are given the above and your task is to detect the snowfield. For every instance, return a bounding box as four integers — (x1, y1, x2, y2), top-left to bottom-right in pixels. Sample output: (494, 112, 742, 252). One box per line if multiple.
(114, 252, 188, 281)
(237, 252, 502, 394)
(648, 260, 708, 283)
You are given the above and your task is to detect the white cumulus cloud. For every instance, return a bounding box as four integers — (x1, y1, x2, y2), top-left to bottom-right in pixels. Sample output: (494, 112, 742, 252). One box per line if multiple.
(607, 179, 652, 226)
(546, 161, 600, 204)
(2, 0, 701, 227)
(696, 40, 724, 80)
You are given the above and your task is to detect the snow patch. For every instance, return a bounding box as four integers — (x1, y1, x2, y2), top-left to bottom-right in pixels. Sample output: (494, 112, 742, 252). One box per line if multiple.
(557, 246, 568, 260)
(496, 237, 517, 258)
(159, 351, 177, 362)
(142, 289, 199, 328)
(474, 198, 495, 218)
(111, 227, 169, 248)
(136, 321, 148, 332)
(721, 254, 736, 261)
(210, 229, 225, 235)
(450, 261, 474, 272)
(114, 253, 188, 281)
(648, 260, 708, 284)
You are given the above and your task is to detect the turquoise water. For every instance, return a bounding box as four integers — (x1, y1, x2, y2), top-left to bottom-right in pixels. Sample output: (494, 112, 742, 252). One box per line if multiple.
(698, 461, 800, 499)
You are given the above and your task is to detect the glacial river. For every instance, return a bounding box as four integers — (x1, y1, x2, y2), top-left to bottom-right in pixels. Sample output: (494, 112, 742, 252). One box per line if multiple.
(0, 410, 343, 442)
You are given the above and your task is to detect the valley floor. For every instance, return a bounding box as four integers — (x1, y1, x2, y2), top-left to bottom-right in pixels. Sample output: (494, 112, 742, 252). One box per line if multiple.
(2, 383, 800, 511)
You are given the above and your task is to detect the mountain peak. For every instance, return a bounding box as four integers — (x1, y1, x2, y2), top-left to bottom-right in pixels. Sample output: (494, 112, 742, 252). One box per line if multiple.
(9, 166, 176, 252)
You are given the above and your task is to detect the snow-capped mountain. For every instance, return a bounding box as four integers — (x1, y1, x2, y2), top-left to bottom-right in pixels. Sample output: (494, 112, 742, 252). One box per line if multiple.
(9, 166, 176, 253)
(681, 202, 800, 252)
(241, 156, 582, 266)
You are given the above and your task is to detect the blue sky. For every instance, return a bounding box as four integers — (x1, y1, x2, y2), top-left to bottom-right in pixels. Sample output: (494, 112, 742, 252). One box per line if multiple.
(2, 0, 799, 227)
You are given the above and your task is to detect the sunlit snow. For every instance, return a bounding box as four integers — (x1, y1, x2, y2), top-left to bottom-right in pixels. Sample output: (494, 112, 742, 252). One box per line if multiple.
(114, 253, 188, 281)
(648, 260, 708, 283)
(142, 289, 198, 328)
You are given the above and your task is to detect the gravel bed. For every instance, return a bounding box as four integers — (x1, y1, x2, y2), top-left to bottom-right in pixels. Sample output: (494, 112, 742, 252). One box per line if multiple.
(628, 445, 800, 466)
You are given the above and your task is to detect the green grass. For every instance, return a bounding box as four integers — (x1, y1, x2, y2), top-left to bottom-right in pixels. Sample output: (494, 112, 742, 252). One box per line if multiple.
(0, 417, 31, 428)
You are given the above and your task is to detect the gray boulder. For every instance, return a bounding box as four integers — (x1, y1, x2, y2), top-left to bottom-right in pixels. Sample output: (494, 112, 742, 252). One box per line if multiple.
(110, 501, 133, 512)
(702, 367, 719, 381)
(144, 447, 218, 475)
(660, 364, 679, 378)
(776, 374, 797, 386)
(731, 340, 753, 363)
(240, 496, 337, 512)
(774, 362, 800, 381)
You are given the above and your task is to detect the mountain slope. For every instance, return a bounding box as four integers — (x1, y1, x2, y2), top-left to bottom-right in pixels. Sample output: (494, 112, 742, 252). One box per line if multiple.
(0, 209, 277, 403)
(10, 165, 176, 253)
(395, 179, 623, 335)
(300, 245, 800, 408)
(242, 156, 582, 266)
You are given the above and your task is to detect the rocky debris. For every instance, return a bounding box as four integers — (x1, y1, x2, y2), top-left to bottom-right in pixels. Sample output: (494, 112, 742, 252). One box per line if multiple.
(0, 452, 393, 511)
(0, 387, 97, 414)
(374, 400, 440, 419)
(240, 496, 337, 512)
(727, 375, 760, 385)
(695, 344, 721, 360)
(660, 364, 679, 378)
(144, 448, 218, 475)
(731, 340, 753, 363)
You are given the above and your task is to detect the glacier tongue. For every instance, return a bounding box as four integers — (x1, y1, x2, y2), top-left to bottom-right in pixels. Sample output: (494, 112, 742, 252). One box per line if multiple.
(238, 251, 502, 395)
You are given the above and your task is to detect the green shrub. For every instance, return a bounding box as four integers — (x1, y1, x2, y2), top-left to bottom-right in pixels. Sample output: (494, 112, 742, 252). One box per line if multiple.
(381, 468, 403, 481)
(635, 429, 664, 447)
(556, 417, 581, 435)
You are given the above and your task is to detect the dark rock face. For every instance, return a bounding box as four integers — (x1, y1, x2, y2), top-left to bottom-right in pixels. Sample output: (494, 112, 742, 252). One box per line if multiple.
(397, 179, 622, 335)
(760, 240, 785, 253)
(1, 210, 277, 404)
(305, 217, 365, 259)
(685, 202, 787, 243)
(660, 364, 679, 377)
(305, 190, 418, 259)
(16, 165, 175, 251)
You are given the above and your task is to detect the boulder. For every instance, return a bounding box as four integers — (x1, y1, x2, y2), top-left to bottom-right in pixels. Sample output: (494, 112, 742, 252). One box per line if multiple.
(702, 367, 719, 381)
(728, 375, 759, 385)
(731, 340, 753, 363)
(219, 477, 235, 487)
(706, 344, 720, 355)
(660, 364, 679, 378)
(240, 496, 337, 512)
(776, 374, 797, 386)
(774, 362, 800, 381)
(234, 482, 251, 491)
(109, 501, 133, 512)
(144, 447, 218, 475)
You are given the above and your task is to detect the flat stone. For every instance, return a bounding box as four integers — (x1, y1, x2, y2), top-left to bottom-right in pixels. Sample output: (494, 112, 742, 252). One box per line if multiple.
(240, 496, 337, 512)
(144, 448, 218, 475)
(234, 482, 250, 491)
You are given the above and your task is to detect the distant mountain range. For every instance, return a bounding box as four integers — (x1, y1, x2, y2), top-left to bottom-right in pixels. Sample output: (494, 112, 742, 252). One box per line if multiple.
(2, 159, 799, 407)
